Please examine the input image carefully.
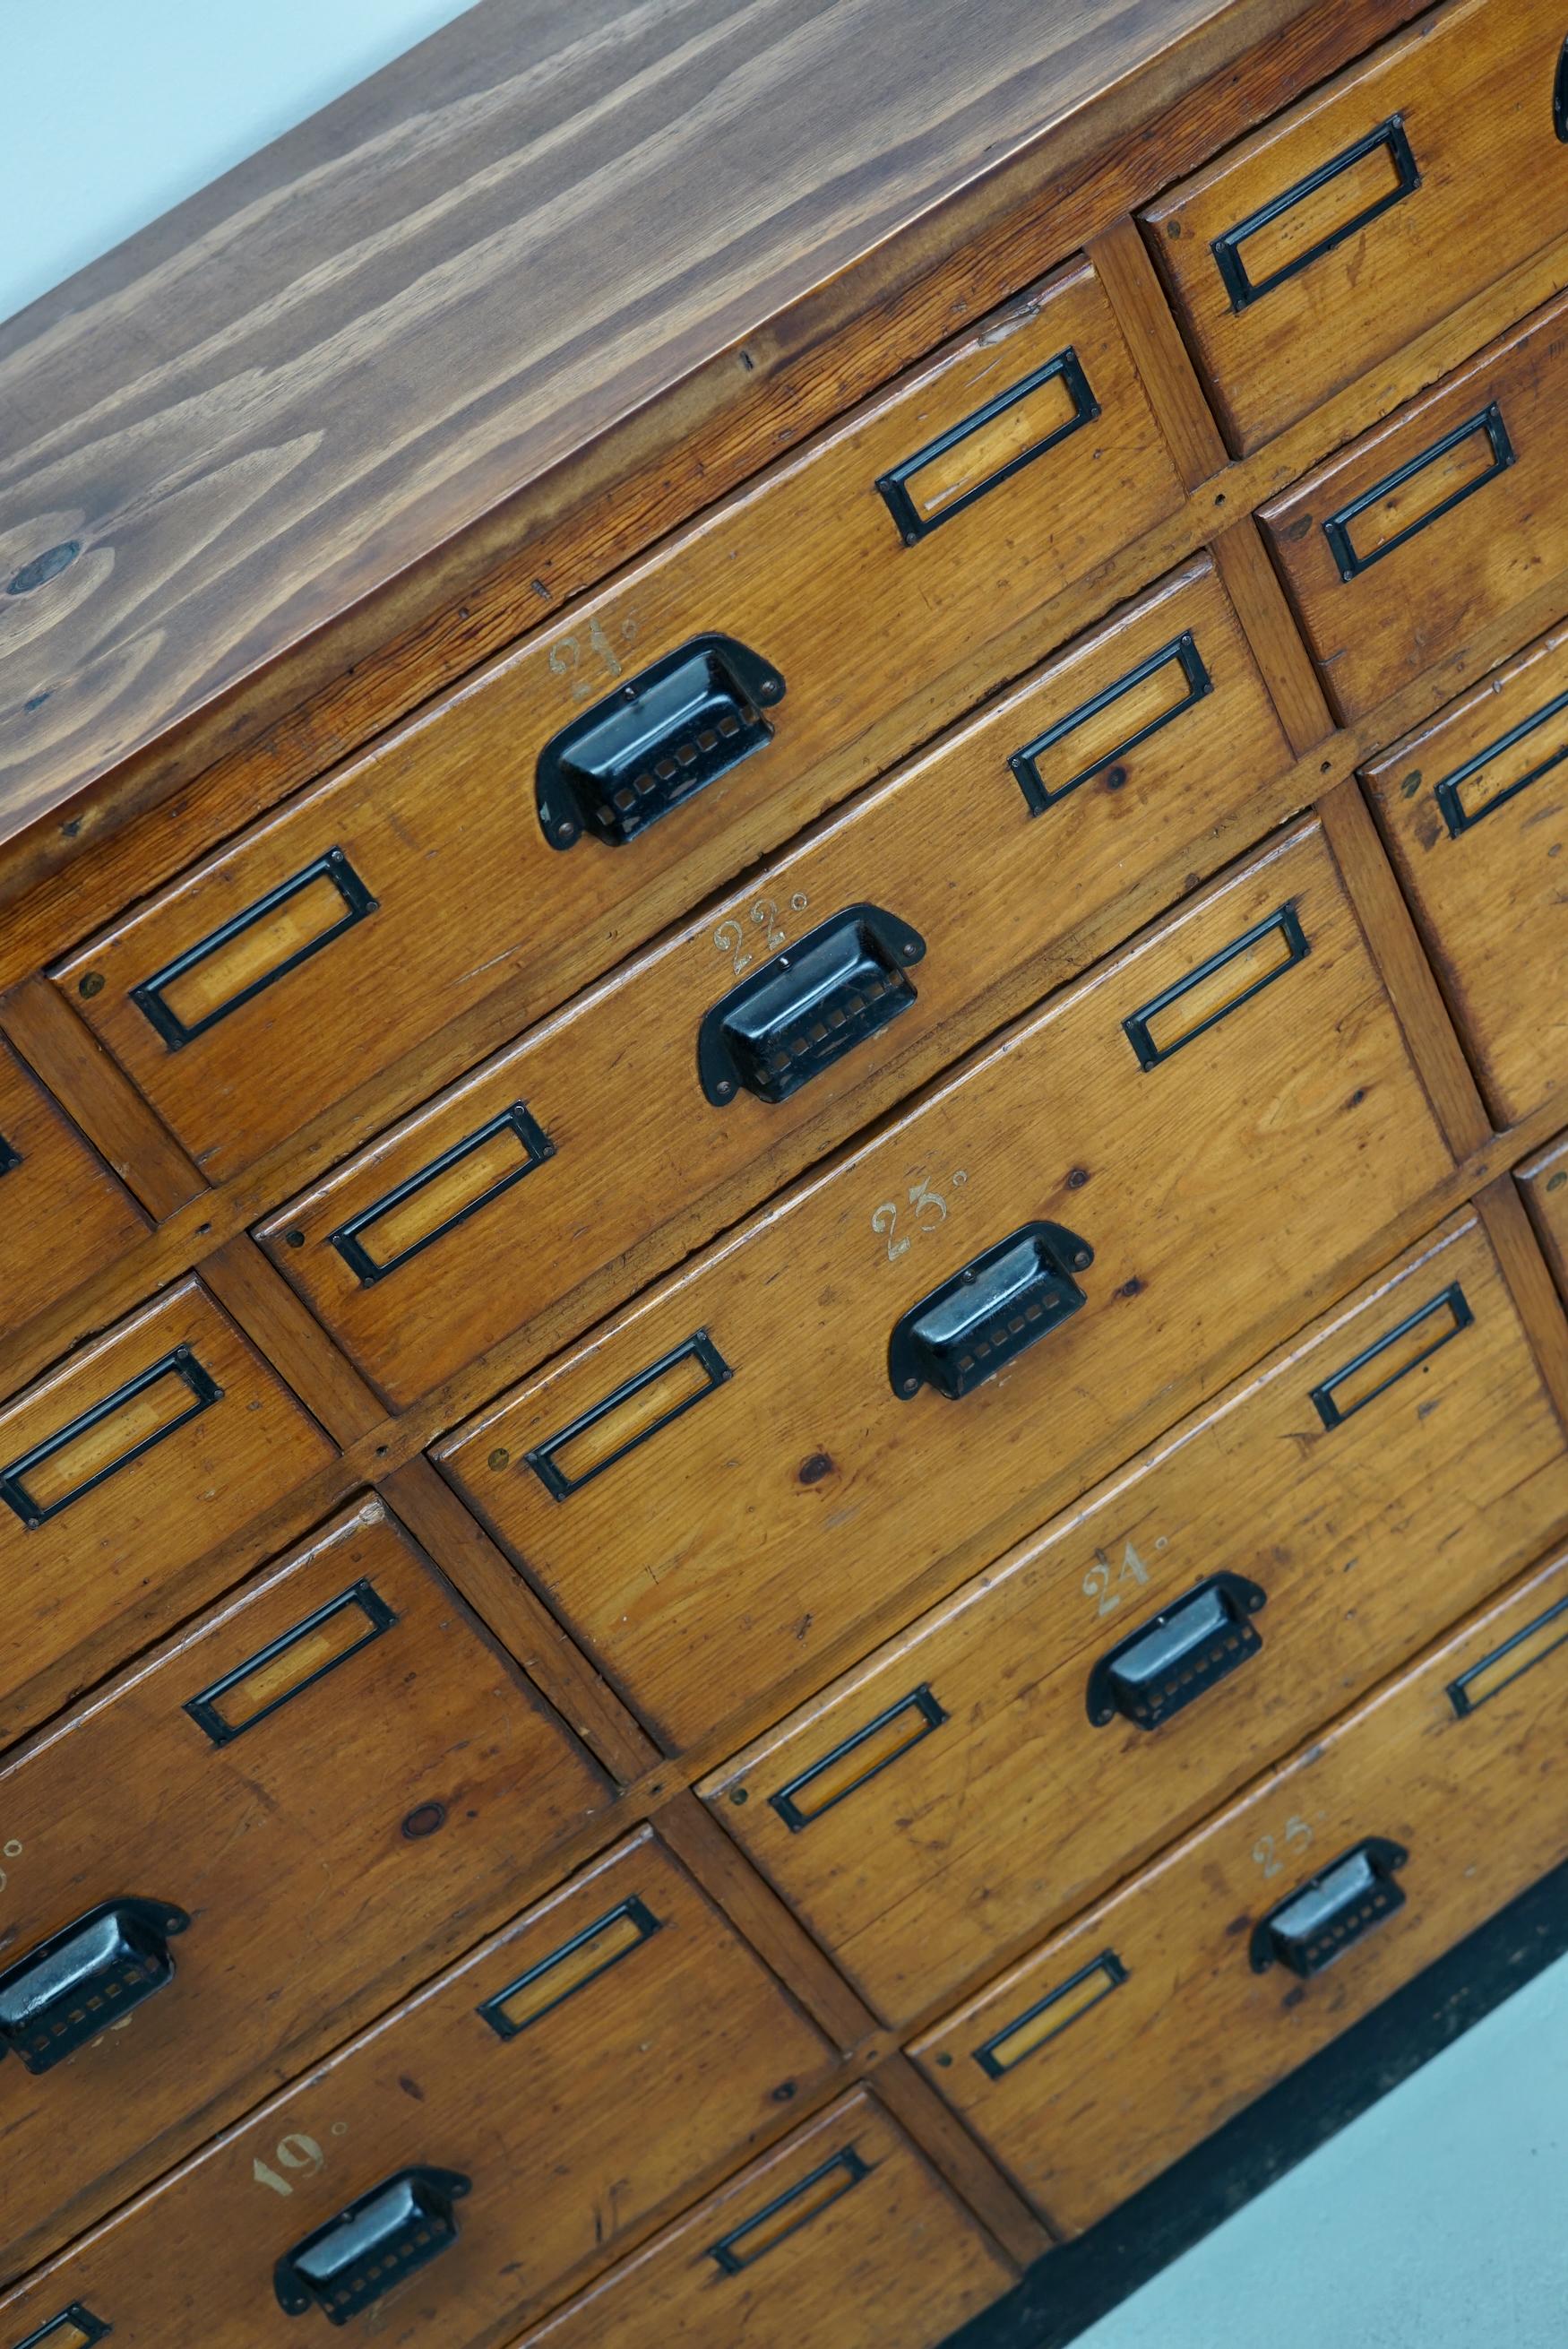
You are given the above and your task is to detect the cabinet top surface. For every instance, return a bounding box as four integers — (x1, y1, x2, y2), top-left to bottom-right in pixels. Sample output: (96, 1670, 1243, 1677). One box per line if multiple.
(0, 0, 1295, 883)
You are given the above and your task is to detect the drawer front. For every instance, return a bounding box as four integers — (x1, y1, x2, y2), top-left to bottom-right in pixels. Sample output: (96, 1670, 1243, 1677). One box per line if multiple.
(0, 1039, 146, 1335)
(911, 1542, 1568, 2233)
(1260, 289, 1568, 721)
(701, 1215, 1568, 2023)
(257, 557, 1293, 1409)
(438, 822, 1452, 1753)
(517, 2092, 1011, 2349)
(0, 1499, 610, 2281)
(1518, 1127, 1568, 1295)
(1144, 0, 1568, 452)
(1363, 620, 1568, 1127)
(0, 1829, 836, 2347)
(0, 1277, 337, 1736)
(53, 262, 1184, 1182)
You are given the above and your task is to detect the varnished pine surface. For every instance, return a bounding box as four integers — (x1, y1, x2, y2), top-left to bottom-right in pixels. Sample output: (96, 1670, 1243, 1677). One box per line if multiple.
(0, 0, 1387, 894)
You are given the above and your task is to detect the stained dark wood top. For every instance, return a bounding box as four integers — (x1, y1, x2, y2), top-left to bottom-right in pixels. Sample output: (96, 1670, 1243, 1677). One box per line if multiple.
(0, 0, 1322, 890)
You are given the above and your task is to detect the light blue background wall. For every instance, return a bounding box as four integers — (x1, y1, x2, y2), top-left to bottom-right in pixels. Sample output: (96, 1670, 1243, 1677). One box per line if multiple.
(3, 0, 473, 324)
(7, 10, 1566, 2345)
(1076, 1951, 1568, 2349)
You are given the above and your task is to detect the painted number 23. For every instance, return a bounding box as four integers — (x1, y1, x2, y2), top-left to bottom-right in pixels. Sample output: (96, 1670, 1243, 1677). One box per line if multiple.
(1253, 1817, 1314, 1878)
(873, 1171, 968, 1261)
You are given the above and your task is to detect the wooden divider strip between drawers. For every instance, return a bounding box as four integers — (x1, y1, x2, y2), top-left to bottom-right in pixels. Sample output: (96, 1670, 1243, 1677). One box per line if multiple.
(1315, 778, 1495, 1162)
(0, 973, 208, 1219)
(867, 2060, 1055, 2270)
(12, 520, 1568, 1447)
(1086, 218, 1228, 490)
(379, 1457, 659, 1788)
(1208, 516, 1334, 756)
(1473, 1178, 1568, 1436)
(650, 1787, 1064, 2276)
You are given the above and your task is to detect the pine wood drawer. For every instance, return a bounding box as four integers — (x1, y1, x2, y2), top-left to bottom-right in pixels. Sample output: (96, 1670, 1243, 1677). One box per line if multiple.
(1364, 620, 1568, 1128)
(0, 1498, 609, 2284)
(48, 261, 1185, 1186)
(0, 1827, 837, 2347)
(911, 1541, 1568, 2234)
(1260, 289, 1568, 722)
(1143, 0, 1568, 453)
(0, 1039, 146, 1335)
(1518, 1127, 1568, 1297)
(700, 1214, 1568, 2025)
(436, 820, 1453, 1755)
(255, 557, 1292, 1411)
(0, 1278, 337, 1739)
(514, 2091, 1011, 2349)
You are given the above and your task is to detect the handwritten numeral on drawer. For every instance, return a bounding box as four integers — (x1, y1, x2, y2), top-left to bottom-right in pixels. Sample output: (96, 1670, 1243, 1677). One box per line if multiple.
(129, 847, 378, 1049)
(477, 1897, 661, 2041)
(1249, 1839, 1407, 1976)
(972, 1952, 1128, 2078)
(1433, 682, 1568, 837)
(1322, 403, 1514, 582)
(1123, 902, 1309, 1068)
(769, 1686, 948, 1831)
(707, 2146, 872, 2275)
(876, 349, 1101, 545)
(184, 1580, 399, 1746)
(11, 2307, 113, 2349)
(0, 1344, 223, 1528)
(1448, 1591, 1568, 1718)
(525, 1331, 731, 1499)
(329, 1104, 556, 1285)
(1308, 1282, 1472, 1429)
(1010, 629, 1212, 816)
(1210, 115, 1420, 313)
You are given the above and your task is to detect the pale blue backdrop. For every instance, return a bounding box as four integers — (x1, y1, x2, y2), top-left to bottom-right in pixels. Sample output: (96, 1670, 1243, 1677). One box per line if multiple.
(5, 9, 1566, 2345)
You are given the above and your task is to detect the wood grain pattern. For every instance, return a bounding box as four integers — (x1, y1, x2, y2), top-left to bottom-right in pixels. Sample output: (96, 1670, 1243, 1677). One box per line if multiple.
(0, 975, 206, 1221)
(1362, 616, 1568, 1132)
(1261, 288, 1568, 721)
(255, 555, 1293, 1411)
(1518, 1127, 1568, 1303)
(438, 823, 1453, 1754)
(0, 1828, 840, 2348)
(0, 1035, 147, 1334)
(49, 261, 1184, 1185)
(1316, 775, 1493, 1160)
(912, 1541, 1568, 2232)
(0, 3, 1448, 986)
(515, 2091, 1018, 2349)
(0, 1498, 610, 2284)
(0, 1276, 338, 1739)
(197, 1234, 385, 1447)
(1087, 218, 1228, 488)
(701, 1216, 1568, 2025)
(378, 1456, 659, 1787)
(1145, 0, 1568, 451)
(1472, 1175, 1568, 1437)
(0, 0, 1408, 900)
